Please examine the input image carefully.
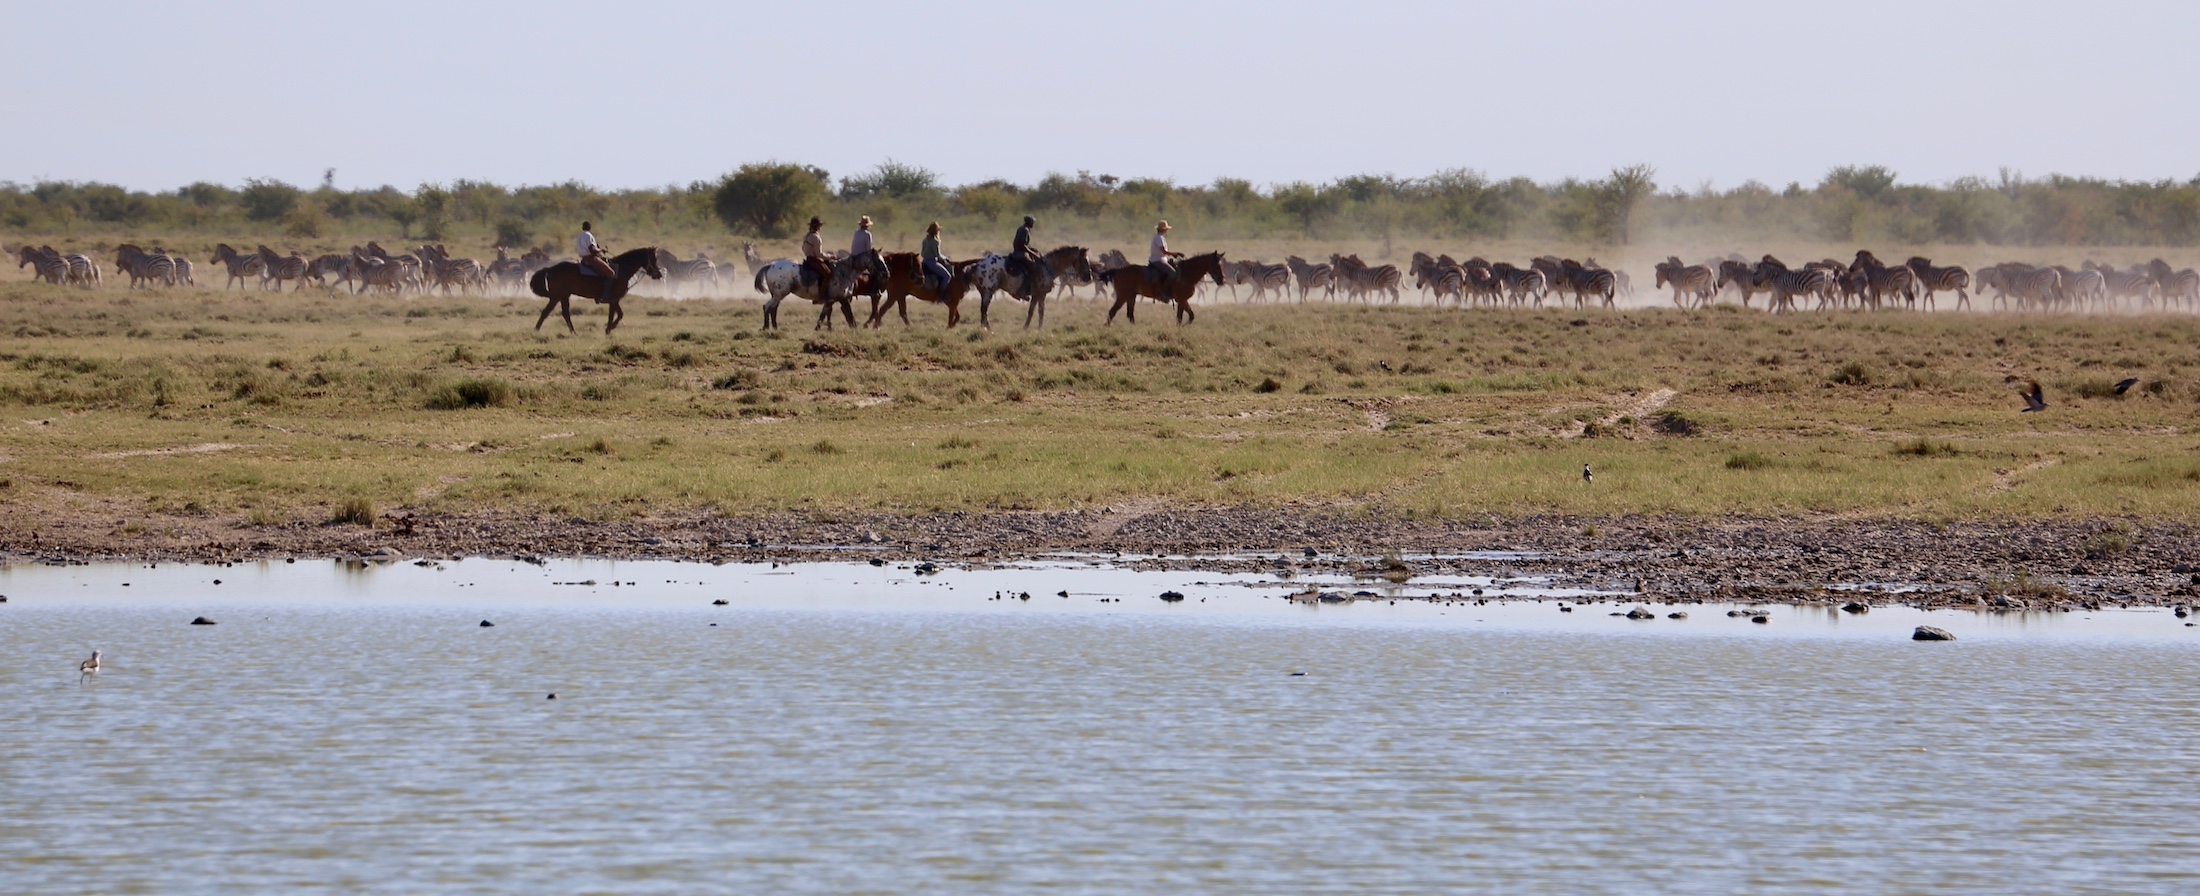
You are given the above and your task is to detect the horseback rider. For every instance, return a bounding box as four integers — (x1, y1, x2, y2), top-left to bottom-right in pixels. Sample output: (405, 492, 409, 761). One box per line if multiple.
(1005, 215, 1040, 295)
(1146, 220, 1182, 294)
(577, 221, 614, 280)
(921, 221, 951, 292)
(848, 215, 883, 299)
(801, 216, 832, 296)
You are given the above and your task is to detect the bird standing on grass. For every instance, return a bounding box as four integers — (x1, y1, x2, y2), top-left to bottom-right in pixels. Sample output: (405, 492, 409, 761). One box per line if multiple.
(1582, 464, 1594, 484)
(2020, 379, 2047, 413)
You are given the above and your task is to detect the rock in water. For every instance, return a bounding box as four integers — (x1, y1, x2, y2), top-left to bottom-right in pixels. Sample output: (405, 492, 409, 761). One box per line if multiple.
(1158, 591, 1186, 602)
(190, 616, 216, 625)
(1841, 601, 1870, 614)
(1751, 615, 1770, 624)
(479, 620, 495, 628)
(1667, 612, 1688, 620)
(1625, 607, 1656, 620)
(1913, 625, 1957, 641)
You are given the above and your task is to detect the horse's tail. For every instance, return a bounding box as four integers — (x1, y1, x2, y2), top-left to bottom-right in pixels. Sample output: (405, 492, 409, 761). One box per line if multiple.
(753, 267, 767, 294)
(529, 267, 552, 298)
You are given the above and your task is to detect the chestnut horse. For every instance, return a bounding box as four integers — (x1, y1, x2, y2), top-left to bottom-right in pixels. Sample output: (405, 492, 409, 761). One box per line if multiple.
(1104, 251, 1225, 325)
(867, 253, 981, 328)
(531, 246, 664, 335)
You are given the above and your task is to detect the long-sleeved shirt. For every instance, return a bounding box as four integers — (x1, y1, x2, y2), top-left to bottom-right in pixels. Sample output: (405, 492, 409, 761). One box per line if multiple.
(1149, 233, 1171, 264)
(801, 231, 825, 260)
(576, 230, 600, 258)
(1012, 225, 1032, 254)
(850, 228, 873, 256)
(921, 235, 945, 262)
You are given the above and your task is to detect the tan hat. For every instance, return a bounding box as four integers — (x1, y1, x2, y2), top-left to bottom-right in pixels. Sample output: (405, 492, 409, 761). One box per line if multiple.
(1156, 220, 1171, 233)
(925, 221, 940, 234)
(859, 215, 872, 227)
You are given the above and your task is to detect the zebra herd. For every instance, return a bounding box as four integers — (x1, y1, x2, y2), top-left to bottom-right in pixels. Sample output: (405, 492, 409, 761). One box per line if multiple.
(1655, 251, 2200, 314)
(9, 240, 727, 298)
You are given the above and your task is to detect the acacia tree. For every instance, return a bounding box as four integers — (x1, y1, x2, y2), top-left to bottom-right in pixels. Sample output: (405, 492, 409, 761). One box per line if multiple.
(713, 163, 830, 238)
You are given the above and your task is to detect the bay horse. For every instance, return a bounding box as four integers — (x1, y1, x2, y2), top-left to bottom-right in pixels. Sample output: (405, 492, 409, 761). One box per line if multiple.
(531, 246, 664, 335)
(754, 250, 884, 330)
(965, 245, 1093, 329)
(1104, 251, 1225, 325)
(867, 253, 981, 328)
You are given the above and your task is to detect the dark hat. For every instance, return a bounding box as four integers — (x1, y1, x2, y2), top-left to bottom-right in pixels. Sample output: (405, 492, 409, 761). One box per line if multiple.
(808, 216, 823, 228)
(581, 221, 592, 230)
(1022, 215, 1035, 226)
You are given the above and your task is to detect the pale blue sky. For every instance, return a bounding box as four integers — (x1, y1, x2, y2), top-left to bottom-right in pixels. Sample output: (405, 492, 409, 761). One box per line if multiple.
(7, 0, 2194, 193)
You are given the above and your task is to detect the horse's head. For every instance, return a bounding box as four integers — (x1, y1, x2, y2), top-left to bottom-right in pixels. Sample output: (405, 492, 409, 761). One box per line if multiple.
(1204, 252, 1228, 286)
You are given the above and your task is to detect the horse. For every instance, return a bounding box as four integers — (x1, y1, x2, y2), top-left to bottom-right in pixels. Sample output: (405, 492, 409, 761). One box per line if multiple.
(1103, 251, 1226, 325)
(753, 250, 884, 330)
(965, 245, 1092, 329)
(530, 246, 664, 335)
(868, 253, 981, 328)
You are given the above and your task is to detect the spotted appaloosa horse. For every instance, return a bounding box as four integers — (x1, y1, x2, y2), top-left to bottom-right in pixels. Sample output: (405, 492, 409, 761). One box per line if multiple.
(964, 245, 1092, 329)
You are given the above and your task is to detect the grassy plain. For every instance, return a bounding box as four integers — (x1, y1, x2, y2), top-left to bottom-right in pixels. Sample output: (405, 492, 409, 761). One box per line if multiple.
(0, 263, 2197, 539)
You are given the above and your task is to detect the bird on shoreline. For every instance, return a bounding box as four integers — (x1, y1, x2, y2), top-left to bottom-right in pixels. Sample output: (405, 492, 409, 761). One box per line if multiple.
(2019, 379, 2047, 413)
(1582, 464, 1594, 484)
(78, 650, 101, 678)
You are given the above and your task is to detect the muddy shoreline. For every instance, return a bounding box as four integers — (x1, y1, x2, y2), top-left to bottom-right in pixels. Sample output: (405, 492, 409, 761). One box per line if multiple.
(4, 504, 2196, 611)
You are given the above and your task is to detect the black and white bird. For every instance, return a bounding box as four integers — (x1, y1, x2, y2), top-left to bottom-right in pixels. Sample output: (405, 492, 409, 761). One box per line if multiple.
(78, 650, 101, 675)
(2113, 377, 2140, 396)
(2020, 379, 2047, 413)
(1582, 464, 1594, 484)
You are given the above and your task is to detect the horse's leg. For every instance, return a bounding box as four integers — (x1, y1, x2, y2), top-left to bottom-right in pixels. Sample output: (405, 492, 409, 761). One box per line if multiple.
(605, 300, 621, 335)
(840, 298, 856, 328)
(945, 297, 960, 328)
(978, 289, 992, 328)
(535, 296, 557, 330)
(560, 297, 576, 334)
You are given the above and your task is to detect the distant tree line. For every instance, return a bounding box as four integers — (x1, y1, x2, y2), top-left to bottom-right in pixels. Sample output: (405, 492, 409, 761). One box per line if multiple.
(6, 162, 2200, 248)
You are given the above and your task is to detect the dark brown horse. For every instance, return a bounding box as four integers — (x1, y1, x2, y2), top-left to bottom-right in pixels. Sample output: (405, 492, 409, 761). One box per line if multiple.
(1104, 251, 1225, 325)
(531, 246, 663, 334)
(867, 253, 981, 328)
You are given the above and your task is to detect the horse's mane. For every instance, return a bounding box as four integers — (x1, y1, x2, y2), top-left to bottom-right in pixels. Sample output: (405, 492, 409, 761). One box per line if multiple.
(611, 246, 657, 265)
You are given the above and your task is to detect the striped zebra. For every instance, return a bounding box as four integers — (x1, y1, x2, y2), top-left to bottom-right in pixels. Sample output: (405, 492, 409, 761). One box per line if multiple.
(1489, 262, 1545, 307)
(256, 245, 308, 291)
(165, 252, 195, 286)
(2088, 263, 2155, 309)
(210, 244, 265, 290)
(1654, 257, 1716, 309)
(1904, 257, 1971, 311)
(1284, 255, 1334, 302)
(1582, 259, 1631, 300)
(2050, 266, 2106, 311)
(1458, 258, 1503, 306)
(1980, 263, 2061, 311)
(1329, 254, 1403, 303)
(114, 244, 176, 288)
(1557, 258, 1616, 309)
(16, 245, 70, 285)
(350, 251, 412, 295)
(654, 249, 719, 297)
(1715, 259, 1772, 310)
(1530, 257, 1573, 306)
(306, 254, 353, 290)
(1240, 260, 1291, 303)
(1753, 259, 1834, 315)
(56, 250, 101, 288)
(1850, 251, 1919, 311)
(1411, 255, 1466, 306)
(2146, 258, 2199, 310)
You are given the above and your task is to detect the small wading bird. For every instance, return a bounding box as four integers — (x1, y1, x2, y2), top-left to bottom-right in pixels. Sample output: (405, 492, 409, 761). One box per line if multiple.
(2020, 379, 2048, 413)
(1582, 464, 1594, 484)
(2114, 377, 2140, 396)
(78, 650, 101, 679)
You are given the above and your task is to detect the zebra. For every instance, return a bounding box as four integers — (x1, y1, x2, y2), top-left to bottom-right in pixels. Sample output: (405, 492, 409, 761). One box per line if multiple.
(56, 250, 101, 288)
(1753, 258, 1834, 315)
(1851, 251, 1919, 311)
(1654, 257, 1716, 309)
(1489, 262, 1545, 307)
(16, 245, 70, 285)
(114, 244, 175, 288)
(1557, 258, 1616, 309)
(210, 244, 265, 290)
(653, 249, 720, 298)
(1330, 254, 1403, 303)
(256, 245, 308, 291)
(1715, 260, 1771, 310)
(2146, 259, 2199, 310)
(1980, 263, 2062, 311)
(350, 251, 410, 295)
(166, 252, 194, 286)
(2051, 265, 2107, 311)
(1905, 257, 1971, 311)
(1241, 261, 1291, 303)
(1459, 258, 1504, 306)
(1284, 255, 1334, 302)
(306, 254, 353, 291)
(1411, 256, 1466, 306)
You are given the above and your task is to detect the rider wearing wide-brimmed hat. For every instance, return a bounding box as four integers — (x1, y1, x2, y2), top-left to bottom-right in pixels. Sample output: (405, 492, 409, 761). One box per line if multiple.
(1146, 220, 1182, 293)
(801, 216, 831, 295)
(1005, 215, 1040, 295)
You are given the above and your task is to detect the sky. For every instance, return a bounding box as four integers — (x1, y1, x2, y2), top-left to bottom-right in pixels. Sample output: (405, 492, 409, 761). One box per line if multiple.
(6, 0, 2196, 195)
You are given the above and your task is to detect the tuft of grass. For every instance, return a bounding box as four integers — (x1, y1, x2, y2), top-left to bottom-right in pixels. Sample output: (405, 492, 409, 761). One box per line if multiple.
(810, 439, 843, 455)
(1828, 360, 1873, 386)
(1653, 409, 1701, 436)
(1894, 438, 1961, 458)
(1256, 377, 1283, 393)
(1725, 451, 1774, 471)
(426, 378, 513, 410)
(331, 496, 376, 526)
